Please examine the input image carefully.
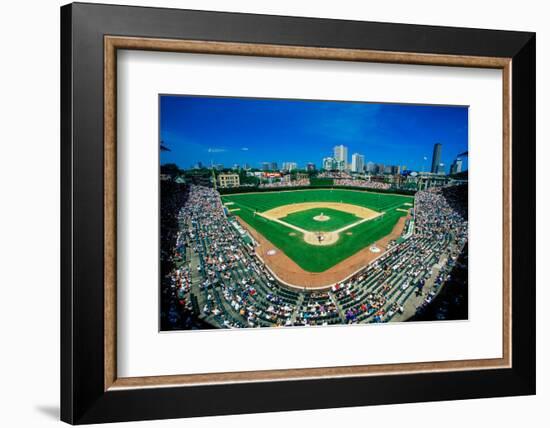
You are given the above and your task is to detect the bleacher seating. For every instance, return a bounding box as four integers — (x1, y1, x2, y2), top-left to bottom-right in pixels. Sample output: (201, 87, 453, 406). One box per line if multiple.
(162, 184, 468, 329)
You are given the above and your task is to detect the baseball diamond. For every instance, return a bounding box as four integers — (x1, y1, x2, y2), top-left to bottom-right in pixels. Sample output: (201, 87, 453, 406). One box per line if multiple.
(221, 189, 413, 274)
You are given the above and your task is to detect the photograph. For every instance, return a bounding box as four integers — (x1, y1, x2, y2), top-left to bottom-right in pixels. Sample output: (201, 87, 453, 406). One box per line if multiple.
(159, 95, 469, 330)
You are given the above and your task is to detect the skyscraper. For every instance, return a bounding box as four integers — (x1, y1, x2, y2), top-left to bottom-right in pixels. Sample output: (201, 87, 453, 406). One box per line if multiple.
(270, 162, 278, 171)
(391, 165, 401, 175)
(323, 157, 336, 171)
(431, 143, 442, 173)
(282, 162, 298, 172)
(336, 160, 346, 171)
(366, 161, 376, 174)
(306, 162, 316, 172)
(351, 153, 365, 173)
(450, 158, 463, 175)
(333, 145, 348, 170)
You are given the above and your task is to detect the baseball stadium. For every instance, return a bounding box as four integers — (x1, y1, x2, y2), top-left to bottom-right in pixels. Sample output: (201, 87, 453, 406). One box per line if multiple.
(159, 95, 469, 330)
(160, 177, 468, 330)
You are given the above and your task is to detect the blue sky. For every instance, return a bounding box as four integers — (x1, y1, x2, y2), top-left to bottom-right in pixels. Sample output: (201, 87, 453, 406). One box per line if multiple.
(160, 95, 468, 172)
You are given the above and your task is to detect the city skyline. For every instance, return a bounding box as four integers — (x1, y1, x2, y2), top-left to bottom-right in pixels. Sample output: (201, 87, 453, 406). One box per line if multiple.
(160, 95, 468, 172)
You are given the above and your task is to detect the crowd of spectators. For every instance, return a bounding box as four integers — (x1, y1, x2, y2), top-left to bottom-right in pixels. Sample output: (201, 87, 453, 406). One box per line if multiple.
(161, 183, 468, 329)
(316, 171, 352, 179)
(414, 186, 468, 244)
(411, 243, 468, 321)
(258, 177, 310, 189)
(334, 178, 391, 190)
(160, 181, 212, 330)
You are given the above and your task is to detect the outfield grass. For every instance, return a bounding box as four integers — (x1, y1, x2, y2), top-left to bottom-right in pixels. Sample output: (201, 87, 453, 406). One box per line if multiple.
(222, 189, 413, 272)
(222, 188, 410, 212)
(282, 207, 360, 232)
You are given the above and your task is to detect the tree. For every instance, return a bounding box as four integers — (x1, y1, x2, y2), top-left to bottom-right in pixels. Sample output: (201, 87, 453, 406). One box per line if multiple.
(160, 163, 180, 177)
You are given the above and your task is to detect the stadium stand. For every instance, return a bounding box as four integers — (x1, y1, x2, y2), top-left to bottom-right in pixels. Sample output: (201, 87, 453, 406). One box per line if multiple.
(161, 183, 468, 329)
(334, 178, 391, 190)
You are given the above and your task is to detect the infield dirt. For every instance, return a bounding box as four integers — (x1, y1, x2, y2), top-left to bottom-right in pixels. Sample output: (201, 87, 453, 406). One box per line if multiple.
(236, 215, 409, 289)
(261, 202, 379, 220)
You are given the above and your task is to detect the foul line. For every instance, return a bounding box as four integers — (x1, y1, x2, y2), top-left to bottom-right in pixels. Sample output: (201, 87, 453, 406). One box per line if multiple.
(256, 211, 384, 235)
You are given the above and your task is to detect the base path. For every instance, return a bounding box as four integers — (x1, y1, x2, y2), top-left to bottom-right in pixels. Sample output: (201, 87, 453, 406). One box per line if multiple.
(257, 207, 383, 247)
(236, 215, 409, 290)
(262, 202, 379, 220)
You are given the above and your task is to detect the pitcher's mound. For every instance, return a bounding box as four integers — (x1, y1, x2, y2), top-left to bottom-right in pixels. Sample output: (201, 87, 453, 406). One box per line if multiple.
(313, 214, 330, 222)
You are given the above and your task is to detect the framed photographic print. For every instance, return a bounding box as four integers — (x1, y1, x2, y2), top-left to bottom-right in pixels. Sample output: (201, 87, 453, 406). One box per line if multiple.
(60, 2, 536, 424)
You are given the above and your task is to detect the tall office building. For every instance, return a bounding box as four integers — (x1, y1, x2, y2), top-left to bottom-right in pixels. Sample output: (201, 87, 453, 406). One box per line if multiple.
(306, 162, 316, 172)
(431, 143, 442, 173)
(351, 153, 365, 173)
(333, 145, 348, 170)
(270, 162, 278, 171)
(261, 162, 270, 171)
(323, 157, 336, 171)
(366, 161, 376, 174)
(335, 160, 345, 171)
(282, 162, 298, 172)
(391, 165, 401, 175)
(450, 158, 463, 174)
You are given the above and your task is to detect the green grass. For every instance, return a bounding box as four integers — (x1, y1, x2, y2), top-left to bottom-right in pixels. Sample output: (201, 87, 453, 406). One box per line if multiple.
(222, 189, 413, 272)
(282, 207, 360, 232)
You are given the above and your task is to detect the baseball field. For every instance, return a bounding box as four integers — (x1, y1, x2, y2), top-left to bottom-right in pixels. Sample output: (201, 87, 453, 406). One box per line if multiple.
(222, 189, 413, 273)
